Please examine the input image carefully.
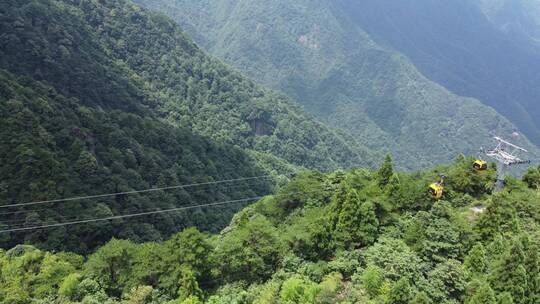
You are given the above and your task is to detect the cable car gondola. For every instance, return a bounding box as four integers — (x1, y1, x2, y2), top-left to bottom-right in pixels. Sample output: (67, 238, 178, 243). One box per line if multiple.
(428, 175, 445, 199)
(473, 159, 488, 171)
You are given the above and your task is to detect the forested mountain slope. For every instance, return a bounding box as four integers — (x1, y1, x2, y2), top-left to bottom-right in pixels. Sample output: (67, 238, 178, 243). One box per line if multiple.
(3, 157, 540, 303)
(0, 0, 374, 251)
(0, 70, 270, 252)
(135, 0, 539, 170)
(339, 0, 540, 146)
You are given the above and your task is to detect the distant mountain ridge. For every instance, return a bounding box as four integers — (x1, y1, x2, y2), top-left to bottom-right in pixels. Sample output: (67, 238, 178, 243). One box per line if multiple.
(478, 0, 540, 46)
(338, 0, 540, 146)
(135, 0, 539, 170)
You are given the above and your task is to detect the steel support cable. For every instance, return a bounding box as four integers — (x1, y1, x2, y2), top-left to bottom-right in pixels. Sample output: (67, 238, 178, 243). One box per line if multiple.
(0, 179, 274, 227)
(0, 175, 281, 209)
(0, 190, 308, 233)
(3, 187, 314, 229)
(0, 176, 276, 219)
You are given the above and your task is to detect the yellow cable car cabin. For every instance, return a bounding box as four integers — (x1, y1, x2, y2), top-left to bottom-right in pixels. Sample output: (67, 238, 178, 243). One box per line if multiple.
(428, 183, 444, 199)
(473, 160, 488, 171)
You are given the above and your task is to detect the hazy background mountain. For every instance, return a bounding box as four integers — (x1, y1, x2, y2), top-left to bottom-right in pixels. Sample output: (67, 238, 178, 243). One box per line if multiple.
(341, 0, 540, 146)
(136, 0, 540, 169)
(478, 0, 540, 46)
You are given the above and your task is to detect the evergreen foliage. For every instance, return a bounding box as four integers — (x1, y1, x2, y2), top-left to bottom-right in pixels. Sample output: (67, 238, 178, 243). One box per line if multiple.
(1, 1, 540, 303)
(377, 154, 394, 188)
(0, 159, 539, 303)
(0, 0, 374, 252)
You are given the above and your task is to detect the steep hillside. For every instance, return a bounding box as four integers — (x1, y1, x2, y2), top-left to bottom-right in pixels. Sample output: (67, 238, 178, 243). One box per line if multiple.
(0, 0, 374, 251)
(340, 0, 540, 145)
(0, 70, 270, 252)
(2, 158, 540, 303)
(0, 0, 373, 172)
(135, 0, 539, 170)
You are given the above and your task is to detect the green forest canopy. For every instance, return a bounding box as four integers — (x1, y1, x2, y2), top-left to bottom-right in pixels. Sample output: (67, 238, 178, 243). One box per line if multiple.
(1, 156, 539, 303)
(1, 1, 539, 303)
(0, 0, 374, 252)
(135, 0, 540, 169)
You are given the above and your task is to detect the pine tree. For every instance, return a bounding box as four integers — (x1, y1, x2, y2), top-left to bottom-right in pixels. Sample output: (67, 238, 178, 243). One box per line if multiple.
(491, 239, 527, 303)
(377, 154, 394, 187)
(334, 189, 362, 247)
(465, 242, 487, 275)
(334, 190, 379, 248)
(358, 201, 379, 246)
(524, 242, 540, 304)
(487, 234, 506, 259)
(476, 197, 520, 240)
(329, 180, 352, 230)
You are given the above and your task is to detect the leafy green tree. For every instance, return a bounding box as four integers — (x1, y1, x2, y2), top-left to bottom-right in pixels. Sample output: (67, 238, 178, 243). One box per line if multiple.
(32, 255, 78, 298)
(426, 259, 467, 303)
(251, 281, 281, 304)
(279, 275, 320, 304)
(496, 292, 514, 304)
(465, 243, 487, 275)
(59, 273, 83, 300)
(467, 282, 496, 304)
(177, 268, 203, 302)
(475, 196, 520, 240)
(125, 285, 154, 304)
(129, 242, 164, 290)
(522, 167, 540, 189)
(84, 239, 137, 296)
(387, 278, 413, 304)
(335, 189, 379, 248)
(160, 228, 213, 295)
(410, 292, 431, 304)
(486, 234, 506, 260)
(316, 273, 343, 303)
(75, 150, 98, 177)
(215, 216, 283, 282)
(410, 202, 466, 263)
(358, 201, 380, 245)
(363, 238, 424, 283)
(523, 240, 540, 304)
(490, 239, 527, 303)
(75, 278, 109, 303)
(179, 296, 203, 304)
(328, 180, 353, 228)
(386, 173, 401, 197)
(361, 265, 384, 298)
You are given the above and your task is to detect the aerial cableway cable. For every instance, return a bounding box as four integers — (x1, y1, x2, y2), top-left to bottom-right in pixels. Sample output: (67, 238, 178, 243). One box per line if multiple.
(0, 175, 278, 209)
(0, 190, 309, 233)
(0, 178, 274, 227)
(0, 196, 261, 233)
(0, 175, 275, 217)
